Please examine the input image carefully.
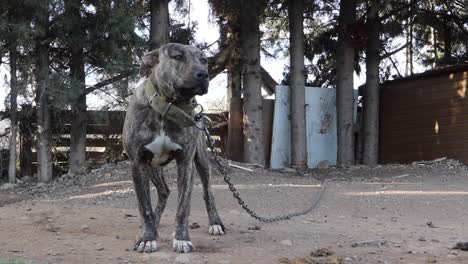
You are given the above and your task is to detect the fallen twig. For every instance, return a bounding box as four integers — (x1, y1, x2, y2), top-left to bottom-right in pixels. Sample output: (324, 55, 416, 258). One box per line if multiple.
(228, 163, 254, 172)
(393, 174, 411, 179)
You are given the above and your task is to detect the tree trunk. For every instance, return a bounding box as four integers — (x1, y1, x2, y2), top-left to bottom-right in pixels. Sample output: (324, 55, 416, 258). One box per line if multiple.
(150, 0, 170, 49)
(20, 105, 33, 178)
(288, 0, 307, 168)
(442, 21, 452, 65)
(362, 0, 380, 165)
(36, 3, 53, 183)
(220, 16, 244, 162)
(336, 0, 356, 166)
(8, 46, 18, 184)
(66, 0, 87, 174)
(239, 0, 265, 165)
(226, 67, 244, 161)
(429, 0, 437, 68)
(405, 2, 414, 76)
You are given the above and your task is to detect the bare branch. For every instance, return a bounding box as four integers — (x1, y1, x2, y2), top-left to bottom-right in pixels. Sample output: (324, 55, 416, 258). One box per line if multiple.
(382, 48, 403, 78)
(380, 43, 407, 60)
(260, 67, 278, 95)
(86, 69, 137, 94)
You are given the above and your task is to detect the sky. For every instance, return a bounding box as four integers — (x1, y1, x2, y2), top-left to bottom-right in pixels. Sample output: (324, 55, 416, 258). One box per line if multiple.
(0, 0, 412, 112)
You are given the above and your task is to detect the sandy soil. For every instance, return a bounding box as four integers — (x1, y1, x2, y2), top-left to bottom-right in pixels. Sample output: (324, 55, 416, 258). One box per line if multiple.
(1, 159, 468, 264)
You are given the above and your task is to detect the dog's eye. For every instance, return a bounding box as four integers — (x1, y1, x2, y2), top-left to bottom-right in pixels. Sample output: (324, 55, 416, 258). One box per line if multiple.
(173, 55, 184, 60)
(200, 58, 208, 64)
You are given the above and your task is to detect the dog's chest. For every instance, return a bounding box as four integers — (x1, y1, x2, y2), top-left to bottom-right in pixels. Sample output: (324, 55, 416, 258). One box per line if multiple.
(144, 131, 181, 166)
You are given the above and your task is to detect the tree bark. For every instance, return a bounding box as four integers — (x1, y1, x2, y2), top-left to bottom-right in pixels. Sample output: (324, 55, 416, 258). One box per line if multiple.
(36, 2, 53, 183)
(429, 0, 437, 68)
(65, 0, 87, 174)
(8, 46, 18, 184)
(150, 0, 170, 49)
(20, 106, 34, 178)
(336, 0, 356, 166)
(405, 1, 414, 76)
(442, 20, 452, 65)
(221, 17, 244, 162)
(239, 0, 265, 165)
(226, 67, 244, 161)
(288, 0, 307, 168)
(362, 0, 380, 165)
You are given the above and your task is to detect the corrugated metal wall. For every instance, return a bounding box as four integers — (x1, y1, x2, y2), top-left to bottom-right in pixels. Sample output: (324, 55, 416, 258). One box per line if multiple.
(380, 66, 468, 164)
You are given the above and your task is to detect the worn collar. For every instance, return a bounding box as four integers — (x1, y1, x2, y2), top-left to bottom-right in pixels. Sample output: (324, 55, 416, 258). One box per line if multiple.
(144, 78, 197, 128)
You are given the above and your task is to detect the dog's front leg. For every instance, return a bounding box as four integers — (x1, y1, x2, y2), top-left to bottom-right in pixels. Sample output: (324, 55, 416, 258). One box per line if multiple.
(173, 149, 196, 253)
(131, 162, 159, 253)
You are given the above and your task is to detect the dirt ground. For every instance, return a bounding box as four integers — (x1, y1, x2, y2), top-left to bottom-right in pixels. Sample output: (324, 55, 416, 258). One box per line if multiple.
(1, 158, 468, 264)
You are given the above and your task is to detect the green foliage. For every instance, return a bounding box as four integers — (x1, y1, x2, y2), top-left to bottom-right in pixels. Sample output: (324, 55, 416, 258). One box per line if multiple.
(0, 0, 467, 109)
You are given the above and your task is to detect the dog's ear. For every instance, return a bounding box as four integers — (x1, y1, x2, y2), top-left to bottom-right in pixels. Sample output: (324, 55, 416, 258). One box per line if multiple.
(139, 49, 160, 77)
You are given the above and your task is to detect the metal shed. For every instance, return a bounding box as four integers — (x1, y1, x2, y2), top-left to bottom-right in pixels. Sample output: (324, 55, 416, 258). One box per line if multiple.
(379, 65, 468, 164)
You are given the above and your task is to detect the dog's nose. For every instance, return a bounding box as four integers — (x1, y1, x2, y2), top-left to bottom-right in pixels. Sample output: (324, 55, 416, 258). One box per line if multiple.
(194, 70, 209, 81)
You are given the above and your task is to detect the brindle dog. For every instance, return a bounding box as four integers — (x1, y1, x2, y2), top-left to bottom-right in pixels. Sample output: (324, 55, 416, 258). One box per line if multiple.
(122, 43, 225, 253)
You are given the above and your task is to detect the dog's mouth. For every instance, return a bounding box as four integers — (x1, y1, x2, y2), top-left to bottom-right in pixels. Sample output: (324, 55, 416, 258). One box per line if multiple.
(179, 81, 209, 97)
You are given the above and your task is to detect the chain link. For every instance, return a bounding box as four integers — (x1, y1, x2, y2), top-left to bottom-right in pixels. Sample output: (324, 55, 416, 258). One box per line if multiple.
(200, 122, 329, 223)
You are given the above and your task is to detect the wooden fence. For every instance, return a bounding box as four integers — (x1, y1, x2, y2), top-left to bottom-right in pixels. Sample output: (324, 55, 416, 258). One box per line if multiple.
(380, 65, 468, 164)
(18, 110, 228, 174)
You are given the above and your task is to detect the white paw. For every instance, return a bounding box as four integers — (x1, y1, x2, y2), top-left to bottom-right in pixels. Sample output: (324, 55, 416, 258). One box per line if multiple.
(208, 225, 225, 235)
(135, 240, 158, 253)
(173, 239, 194, 253)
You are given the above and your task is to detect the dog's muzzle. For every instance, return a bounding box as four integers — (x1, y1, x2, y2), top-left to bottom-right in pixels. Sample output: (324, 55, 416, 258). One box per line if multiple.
(181, 80, 209, 97)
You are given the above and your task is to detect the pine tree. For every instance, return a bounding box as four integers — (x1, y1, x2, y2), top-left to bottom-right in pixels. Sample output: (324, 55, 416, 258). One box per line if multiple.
(288, 0, 307, 168)
(239, 0, 267, 165)
(336, 0, 357, 166)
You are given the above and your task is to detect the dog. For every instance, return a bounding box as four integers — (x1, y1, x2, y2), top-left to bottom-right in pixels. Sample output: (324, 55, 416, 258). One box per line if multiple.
(122, 43, 225, 253)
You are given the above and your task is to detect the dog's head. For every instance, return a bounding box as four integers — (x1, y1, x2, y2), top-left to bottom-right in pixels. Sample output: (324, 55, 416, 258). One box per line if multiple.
(140, 43, 209, 101)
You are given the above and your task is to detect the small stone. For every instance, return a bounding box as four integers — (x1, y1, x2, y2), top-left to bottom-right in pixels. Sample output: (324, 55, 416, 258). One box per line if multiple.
(280, 239, 293, 246)
(426, 256, 437, 263)
(175, 254, 191, 264)
(351, 240, 387, 248)
(311, 246, 334, 257)
(81, 225, 90, 231)
(318, 160, 330, 170)
(326, 255, 343, 264)
(419, 237, 426, 242)
(248, 225, 261, 231)
(453, 242, 468, 251)
(189, 222, 200, 229)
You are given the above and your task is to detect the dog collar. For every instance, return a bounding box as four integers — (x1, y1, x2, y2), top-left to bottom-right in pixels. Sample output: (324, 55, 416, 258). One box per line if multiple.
(144, 79, 197, 127)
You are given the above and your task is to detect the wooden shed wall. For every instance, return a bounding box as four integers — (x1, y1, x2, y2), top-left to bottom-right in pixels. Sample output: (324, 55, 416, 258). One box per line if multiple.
(380, 69, 468, 164)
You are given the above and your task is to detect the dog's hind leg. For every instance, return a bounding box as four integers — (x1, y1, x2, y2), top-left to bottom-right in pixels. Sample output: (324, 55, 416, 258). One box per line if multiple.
(195, 146, 225, 236)
(131, 162, 159, 253)
(148, 167, 170, 228)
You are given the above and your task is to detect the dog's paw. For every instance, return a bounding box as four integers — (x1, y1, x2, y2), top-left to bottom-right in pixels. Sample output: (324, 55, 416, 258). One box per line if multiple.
(208, 225, 225, 236)
(173, 239, 194, 253)
(134, 240, 158, 253)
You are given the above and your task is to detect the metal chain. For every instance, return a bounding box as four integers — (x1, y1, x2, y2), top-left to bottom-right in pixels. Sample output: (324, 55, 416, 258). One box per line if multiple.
(196, 115, 329, 223)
